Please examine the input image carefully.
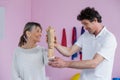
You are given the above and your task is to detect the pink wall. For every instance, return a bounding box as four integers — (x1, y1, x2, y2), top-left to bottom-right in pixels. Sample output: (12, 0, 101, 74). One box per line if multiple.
(0, 0, 31, 80)
(32, 0, 120, 80)
(0, 0, 120, 80)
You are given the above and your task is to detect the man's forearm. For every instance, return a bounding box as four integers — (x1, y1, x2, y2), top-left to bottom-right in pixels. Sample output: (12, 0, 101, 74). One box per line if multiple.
(55, 43, 71, 57)
(65, 60, 98, 69)
(65, 53, 104, 69)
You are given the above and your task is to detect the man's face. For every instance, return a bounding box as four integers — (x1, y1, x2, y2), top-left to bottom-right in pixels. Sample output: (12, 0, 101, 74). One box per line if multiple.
(81, 19, 97, 34)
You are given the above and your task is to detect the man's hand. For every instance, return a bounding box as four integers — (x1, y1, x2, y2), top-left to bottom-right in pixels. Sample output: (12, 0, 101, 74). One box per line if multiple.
(48, 57, 68, 68)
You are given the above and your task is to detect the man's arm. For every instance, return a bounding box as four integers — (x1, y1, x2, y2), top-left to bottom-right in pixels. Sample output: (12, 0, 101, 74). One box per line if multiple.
(66, 53, 105, 69)
(55, 43, 81, 57)
(49, 53, 105, 69)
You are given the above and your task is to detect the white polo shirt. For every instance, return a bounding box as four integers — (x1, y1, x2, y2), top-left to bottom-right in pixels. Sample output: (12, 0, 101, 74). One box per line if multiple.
(75, 27, 117, 80)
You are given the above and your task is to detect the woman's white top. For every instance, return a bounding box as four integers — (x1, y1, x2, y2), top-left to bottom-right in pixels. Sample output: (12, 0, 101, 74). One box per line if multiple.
(12, 45, 49, 80)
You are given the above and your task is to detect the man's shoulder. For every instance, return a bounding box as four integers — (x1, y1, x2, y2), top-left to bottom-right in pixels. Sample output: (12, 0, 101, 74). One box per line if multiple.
(101, 28, 117, 45)
(103, 28, 116, 39)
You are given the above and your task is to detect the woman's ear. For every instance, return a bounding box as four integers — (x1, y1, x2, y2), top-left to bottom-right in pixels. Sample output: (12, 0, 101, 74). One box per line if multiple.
(26, 31, 31, 38)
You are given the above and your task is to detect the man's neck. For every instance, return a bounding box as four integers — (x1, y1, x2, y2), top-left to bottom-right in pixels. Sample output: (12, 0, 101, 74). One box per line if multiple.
(94, 24, 104, 36)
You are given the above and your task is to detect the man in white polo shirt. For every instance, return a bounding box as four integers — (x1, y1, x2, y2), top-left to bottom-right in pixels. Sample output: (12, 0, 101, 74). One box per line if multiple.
(49, 7, 117, 80)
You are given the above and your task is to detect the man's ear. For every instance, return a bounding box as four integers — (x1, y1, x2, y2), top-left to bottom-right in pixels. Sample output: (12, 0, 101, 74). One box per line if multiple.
(94, 18, 98, 22)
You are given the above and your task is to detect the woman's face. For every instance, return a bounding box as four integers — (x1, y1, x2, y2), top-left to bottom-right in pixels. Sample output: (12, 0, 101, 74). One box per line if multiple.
(27, 26, 42, 43)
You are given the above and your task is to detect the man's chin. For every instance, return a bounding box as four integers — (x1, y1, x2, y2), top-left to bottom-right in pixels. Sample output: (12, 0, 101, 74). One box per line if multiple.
(88, 31, 94, 34)
(88, 31, 92, 34)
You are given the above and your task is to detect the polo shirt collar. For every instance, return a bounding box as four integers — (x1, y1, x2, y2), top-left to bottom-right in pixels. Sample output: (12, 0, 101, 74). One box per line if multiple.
(96, 26, 106, 38)
(90, 27, 106, 38)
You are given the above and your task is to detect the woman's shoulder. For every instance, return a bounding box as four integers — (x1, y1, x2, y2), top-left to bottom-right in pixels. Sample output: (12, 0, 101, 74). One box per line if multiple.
(37, 46, 48, 51)
(13, 47, 21, 56)
(14, 46, 21, 52)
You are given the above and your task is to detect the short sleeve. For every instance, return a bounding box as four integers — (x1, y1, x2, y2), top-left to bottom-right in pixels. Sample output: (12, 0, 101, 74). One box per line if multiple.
(75, 34, 84, 48)
(97, 36, 117, 61)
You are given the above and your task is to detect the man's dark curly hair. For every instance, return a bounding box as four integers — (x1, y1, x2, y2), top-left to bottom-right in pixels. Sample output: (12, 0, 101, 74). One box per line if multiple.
(77, 7, 102, 23)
